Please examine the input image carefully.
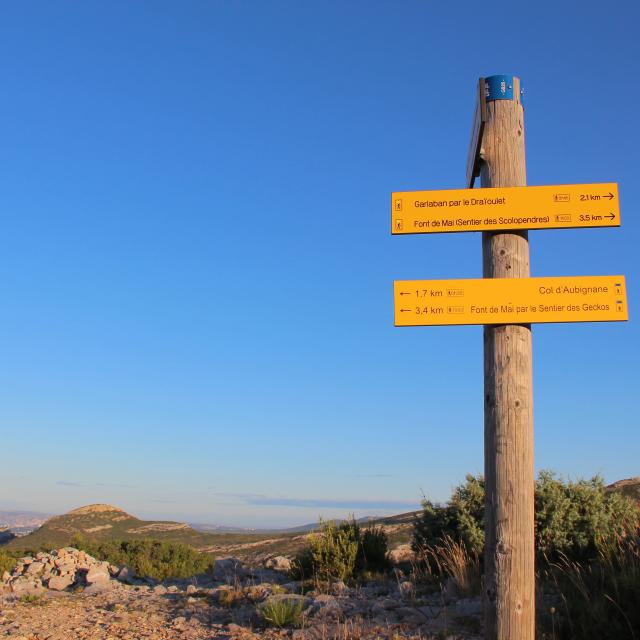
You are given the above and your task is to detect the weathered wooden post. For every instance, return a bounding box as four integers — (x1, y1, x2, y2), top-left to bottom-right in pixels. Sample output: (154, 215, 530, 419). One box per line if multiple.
(392, 72, 627, 640)
(480, 75, 535, 640)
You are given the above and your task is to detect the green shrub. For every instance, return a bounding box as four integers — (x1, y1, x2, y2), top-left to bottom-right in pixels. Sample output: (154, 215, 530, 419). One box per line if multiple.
(18, 593, 46, 605)
(293, 519, 358, 582)
(413, 474, 485, 558)
(413, 471, 640, 565)
(292, 518, 388, 583)
(290, 546, 315, 581)
(260, 597, 305, 628)
(0, 549, 19, 574)
(535, 471, 639, 562)
(67, 536, 214, 581)
(359, 526, 390, 573)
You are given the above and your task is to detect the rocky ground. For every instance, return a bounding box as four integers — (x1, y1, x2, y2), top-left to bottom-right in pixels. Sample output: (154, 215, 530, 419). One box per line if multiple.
(1, 549, 483, 639)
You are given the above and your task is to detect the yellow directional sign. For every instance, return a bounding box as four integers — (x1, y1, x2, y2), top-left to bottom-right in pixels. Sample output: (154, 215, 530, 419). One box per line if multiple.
(391, 183, 620, 234)
(394, 276, 628, 326)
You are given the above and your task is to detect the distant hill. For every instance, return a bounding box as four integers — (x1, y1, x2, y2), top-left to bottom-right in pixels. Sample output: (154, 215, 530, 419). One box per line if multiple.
(0, 510, 50, 536)
(189, 523, 261, 534)
(276, 511, 421, 534)
(4, 504, 222, 551)
(607, 477, 640, 503)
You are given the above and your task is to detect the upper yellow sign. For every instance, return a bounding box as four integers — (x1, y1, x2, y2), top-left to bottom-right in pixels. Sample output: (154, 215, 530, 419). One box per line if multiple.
(391, 183, 620, 234)
(394, 276, 628, 326)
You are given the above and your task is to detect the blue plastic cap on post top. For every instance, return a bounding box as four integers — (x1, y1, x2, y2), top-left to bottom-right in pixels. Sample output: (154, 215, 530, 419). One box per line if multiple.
(484, 75, 524, 104)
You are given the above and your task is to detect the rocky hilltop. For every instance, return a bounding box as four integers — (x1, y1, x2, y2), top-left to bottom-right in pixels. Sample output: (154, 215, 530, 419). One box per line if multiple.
(5, 504, 218, 550)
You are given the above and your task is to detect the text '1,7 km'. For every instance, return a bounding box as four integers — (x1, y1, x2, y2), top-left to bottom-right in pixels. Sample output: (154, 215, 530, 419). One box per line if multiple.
(391, 183, 619, 234)
(394, 276, 628, 326)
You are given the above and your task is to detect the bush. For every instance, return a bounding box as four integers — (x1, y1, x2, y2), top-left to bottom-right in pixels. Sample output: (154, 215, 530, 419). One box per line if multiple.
(359, 526, 389, 573)
(293, 519, 358, 583)
(0, 549, 19, 575)
(535, 471, 639, 562)
(291, 518, 389, 583)
(260, 597, 305, 628)
(413, 472, 640, 565)
(67, 535, 214, 581)
(413, 474, 485, 558)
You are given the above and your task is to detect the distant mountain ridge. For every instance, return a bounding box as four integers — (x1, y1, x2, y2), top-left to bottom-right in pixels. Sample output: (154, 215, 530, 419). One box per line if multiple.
(189, 523, 261, 534)
(272, 511, 421, 534)
(0, 510, 50, 536)
(3, 478, 637, 554)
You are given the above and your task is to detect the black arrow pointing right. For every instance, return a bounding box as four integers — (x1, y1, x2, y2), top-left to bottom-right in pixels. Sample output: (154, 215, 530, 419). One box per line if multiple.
(603, 192, 615, 200)
(605, 213, 615, 221)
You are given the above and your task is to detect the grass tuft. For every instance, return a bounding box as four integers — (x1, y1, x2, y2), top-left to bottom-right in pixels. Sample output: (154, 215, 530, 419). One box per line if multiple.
(217, 586, 244, 608)
(260, 597, 305, 628)
(416, 535, 481, 596)
(18, 593, 46, 605)
(543, 535, 640, 639)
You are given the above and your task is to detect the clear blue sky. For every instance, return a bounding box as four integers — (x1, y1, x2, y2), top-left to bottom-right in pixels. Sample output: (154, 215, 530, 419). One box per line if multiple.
(1, 1, 638, 528)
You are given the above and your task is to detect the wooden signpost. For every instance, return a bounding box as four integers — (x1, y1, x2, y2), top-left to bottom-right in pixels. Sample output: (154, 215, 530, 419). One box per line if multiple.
(391, 74, 627, 640)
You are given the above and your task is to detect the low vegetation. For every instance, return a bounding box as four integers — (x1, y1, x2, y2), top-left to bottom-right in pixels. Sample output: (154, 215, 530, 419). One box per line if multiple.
(413, 471, 640, 564)
(413, 472, 640, 637)
(67, 535, 214, 581)
(291, 518, 389, 584)
(18, 593, 46, 605)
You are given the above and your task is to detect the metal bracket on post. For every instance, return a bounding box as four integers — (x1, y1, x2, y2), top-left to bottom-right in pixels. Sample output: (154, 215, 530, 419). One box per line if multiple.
(466, 77, 487, 188)
(467, 75, 526, 187)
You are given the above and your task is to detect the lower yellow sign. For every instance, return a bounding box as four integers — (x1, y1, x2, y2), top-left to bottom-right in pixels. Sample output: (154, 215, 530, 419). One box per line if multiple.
(394, 276, 628, 326)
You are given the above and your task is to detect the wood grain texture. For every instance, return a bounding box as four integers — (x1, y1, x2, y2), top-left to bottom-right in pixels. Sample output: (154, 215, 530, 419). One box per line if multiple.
(479, 76, 535, 640)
